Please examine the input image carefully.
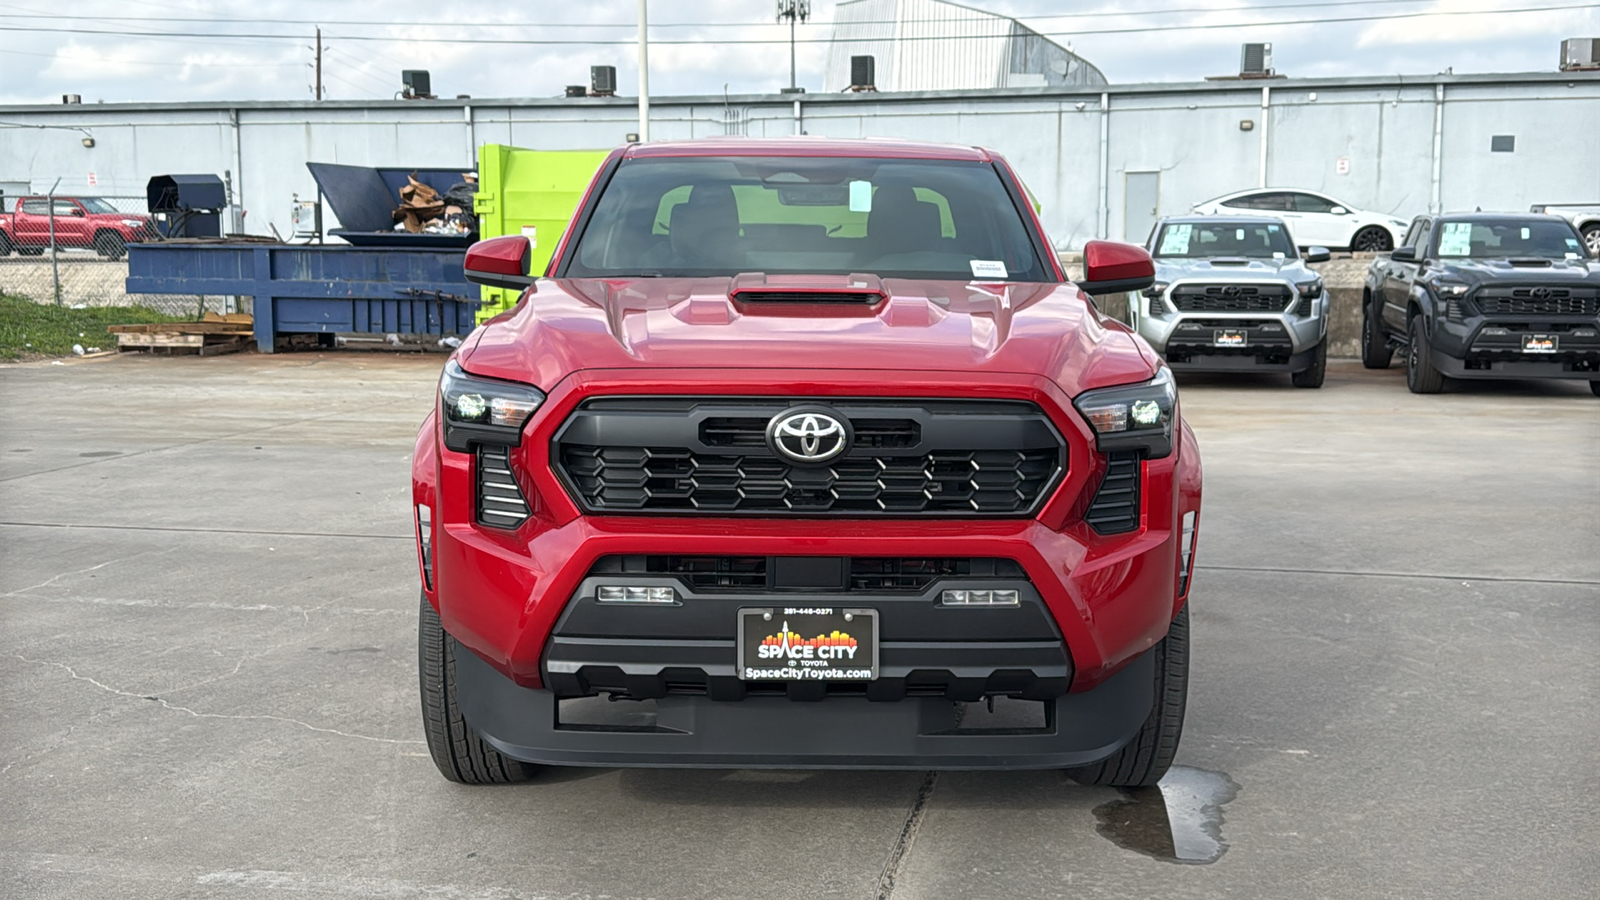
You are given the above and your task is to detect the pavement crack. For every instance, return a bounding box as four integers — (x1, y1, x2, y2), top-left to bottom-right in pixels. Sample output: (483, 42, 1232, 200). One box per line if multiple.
(3, 547, 178, 596)
(1196, 563, 1599, 586)
(873, 771, 938, 900)
(11, 654, 424, 746)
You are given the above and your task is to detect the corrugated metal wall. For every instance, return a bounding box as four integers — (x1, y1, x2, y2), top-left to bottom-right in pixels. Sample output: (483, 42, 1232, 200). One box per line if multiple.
(2, 73, 1595, 250)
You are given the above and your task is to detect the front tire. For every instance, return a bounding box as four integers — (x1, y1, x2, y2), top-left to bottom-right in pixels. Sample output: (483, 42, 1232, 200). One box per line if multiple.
(0, 232, 12, 256)
(1351, 227, 1393, 253)
(1067, 605, 1189, 788)
(419, 593, 539, 784)
(1292, 339, 1328, 388)
(1406, 315, 1445, 394)
(93, 231, 126, 260)
(1361, 296, 1394, 369)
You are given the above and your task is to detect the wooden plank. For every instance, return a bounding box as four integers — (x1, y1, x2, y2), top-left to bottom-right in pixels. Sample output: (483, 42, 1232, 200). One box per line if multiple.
(118, 333, 204, 347)
(108, 322, 253, 335)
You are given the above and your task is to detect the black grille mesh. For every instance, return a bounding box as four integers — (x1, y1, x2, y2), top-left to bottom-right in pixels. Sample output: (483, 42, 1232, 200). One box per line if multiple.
(588, 555, 1026, 592)
(1474, 290, 1598, 316)
(561, 446, 1058, 514)
(1171, 284, 1293, 312)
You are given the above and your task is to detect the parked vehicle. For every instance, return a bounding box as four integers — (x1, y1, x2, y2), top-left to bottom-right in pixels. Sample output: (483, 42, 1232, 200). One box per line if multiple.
(1361, 213, 1600, 396)
(1192, 188, 1406, 252)
(1529, 203, 1600, 257)
(413, 138, 1203, 787)
(1133, 215, 1331, 388)
(0, 196, 156, 260)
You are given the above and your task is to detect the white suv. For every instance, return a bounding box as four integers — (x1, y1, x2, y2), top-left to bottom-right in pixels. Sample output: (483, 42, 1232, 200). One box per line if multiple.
(1193, 188, 1407, 252)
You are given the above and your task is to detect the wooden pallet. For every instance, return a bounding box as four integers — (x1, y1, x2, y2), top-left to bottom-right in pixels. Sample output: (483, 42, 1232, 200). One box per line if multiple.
(110, 313, 255, 356)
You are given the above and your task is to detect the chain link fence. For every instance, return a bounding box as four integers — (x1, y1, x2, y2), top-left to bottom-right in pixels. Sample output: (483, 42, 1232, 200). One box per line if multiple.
(0, 193, 242, 316)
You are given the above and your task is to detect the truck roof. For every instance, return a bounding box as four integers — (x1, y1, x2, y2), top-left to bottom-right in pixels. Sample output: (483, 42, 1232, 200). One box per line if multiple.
(623, 137, 994, 162)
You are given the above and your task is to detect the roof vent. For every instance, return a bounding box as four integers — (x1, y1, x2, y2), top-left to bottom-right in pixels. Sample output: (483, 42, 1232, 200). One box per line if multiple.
(1240, 43, 1273, 78)
(1560, 38, 1599, 71)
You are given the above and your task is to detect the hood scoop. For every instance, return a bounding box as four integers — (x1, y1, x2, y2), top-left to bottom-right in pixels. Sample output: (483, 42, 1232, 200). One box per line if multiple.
(1206, 257, 1254, 267)
(1507, 258, 1554, 268)
(728, 272, 886, 305)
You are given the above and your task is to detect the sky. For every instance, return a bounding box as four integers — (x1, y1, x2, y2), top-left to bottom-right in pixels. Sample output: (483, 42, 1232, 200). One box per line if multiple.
(0, 0, 1596, 105)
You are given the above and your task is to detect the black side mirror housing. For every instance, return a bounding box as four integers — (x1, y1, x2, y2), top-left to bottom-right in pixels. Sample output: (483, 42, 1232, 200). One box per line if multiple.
(1389, 246, 1417, 262)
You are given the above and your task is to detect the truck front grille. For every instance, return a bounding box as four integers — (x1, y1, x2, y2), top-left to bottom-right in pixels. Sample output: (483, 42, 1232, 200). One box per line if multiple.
(586, 555, 1027, 592)
(554, 398, 1066, 517)
(1171, 283, 1293, 312)
(1473, 288, 1598, 316)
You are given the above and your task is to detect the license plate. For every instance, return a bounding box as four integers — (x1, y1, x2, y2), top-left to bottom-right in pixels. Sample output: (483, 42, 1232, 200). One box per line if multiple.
(1522, 333, 1558, 354)
(1213, 330, 1247, 348)
(738, 607, 878, 682)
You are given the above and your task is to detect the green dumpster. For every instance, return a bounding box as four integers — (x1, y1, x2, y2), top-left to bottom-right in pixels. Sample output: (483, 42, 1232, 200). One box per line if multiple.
(473, 144, 611, 323)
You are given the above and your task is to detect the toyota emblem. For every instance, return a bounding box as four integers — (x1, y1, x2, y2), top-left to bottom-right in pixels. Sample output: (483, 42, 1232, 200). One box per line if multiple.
(1530, 287, 1551, 299)
(1222, 285, 1242, 296)
(767, 408, 851, 464)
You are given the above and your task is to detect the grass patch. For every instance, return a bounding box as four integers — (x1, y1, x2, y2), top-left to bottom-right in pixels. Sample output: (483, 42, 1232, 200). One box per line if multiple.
(0, 293, 189, 360)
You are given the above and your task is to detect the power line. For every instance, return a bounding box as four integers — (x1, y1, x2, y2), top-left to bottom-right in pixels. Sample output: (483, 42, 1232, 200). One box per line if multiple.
(1, 3, 1595, 46)
(0, 0, 1489, 29)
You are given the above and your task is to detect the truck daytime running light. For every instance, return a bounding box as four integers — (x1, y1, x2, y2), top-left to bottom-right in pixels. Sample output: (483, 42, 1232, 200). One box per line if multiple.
(439, 360, 546, 452)
(596, 586, 678, 604)
(1430, 281, 1469, 298)
(940, 589, 1020, 607)
(1295, 279, 1323, 298)
(1072, 367, 1178, 458)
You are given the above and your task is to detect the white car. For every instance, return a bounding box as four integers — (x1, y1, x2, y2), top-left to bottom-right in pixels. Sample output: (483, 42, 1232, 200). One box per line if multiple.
(1192, 188, 1407, 252)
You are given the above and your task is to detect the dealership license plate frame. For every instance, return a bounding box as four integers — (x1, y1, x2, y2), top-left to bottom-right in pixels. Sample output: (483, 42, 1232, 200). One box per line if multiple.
(737, 607, 879, 682)
(1213, 329, 1248, 348)
(1522, 333, 1558, 354)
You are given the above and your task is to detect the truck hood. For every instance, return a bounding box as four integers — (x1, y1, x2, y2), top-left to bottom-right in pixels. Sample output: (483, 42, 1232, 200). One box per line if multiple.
(460, 276, 1159, 398)
(1155, 257, 1312, 281)
(1433, 257, 1600, 284)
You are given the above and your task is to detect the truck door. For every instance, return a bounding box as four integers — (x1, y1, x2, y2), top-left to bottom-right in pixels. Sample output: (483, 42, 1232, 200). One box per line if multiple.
(14, 198, 49, 245)
(56, 199, 90, 247)
(1380, 218, 1430, 331)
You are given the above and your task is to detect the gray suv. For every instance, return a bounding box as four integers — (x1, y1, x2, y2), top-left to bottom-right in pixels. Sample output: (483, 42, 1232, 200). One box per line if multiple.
(1132, 215, 1331, 388)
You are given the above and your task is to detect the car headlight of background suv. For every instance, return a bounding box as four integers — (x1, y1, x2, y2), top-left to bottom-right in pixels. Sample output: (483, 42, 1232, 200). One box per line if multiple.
(438, 360, 545, 452)
(1073, 367, 1178, 458)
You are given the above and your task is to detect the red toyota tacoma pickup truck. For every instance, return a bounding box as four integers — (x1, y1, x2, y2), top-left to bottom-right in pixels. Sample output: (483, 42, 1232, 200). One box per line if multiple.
(413, 138, 1202, 787)
(0, 195, 155, 259)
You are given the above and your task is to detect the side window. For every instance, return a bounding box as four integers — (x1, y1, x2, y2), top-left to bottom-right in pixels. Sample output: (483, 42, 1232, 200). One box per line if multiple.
(1293, 193, 1336, 214)
(1232, 192, 1292, 211)
(1414, 223, 1433, 256)
(54, 202, 80, 216)
(1400, 220, 1424, 247)
(19, 199, 47, 215)
(1405, 219, 1432, 251)
(1221, 194, 1262, 210)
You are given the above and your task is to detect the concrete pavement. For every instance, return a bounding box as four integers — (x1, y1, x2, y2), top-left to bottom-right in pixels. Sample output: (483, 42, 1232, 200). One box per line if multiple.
(2, 352, 1595, 899)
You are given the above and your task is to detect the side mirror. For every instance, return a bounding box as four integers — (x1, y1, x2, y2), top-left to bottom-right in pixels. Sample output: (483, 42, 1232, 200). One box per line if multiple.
(1076, 240, 1155, 296)
(71, 208, 87, 217)
(463, 235, 535, 290)
(1329, 206, 1348, 215)
(1389, 246, 1417, 262)
(1303, 246, 1331, 263)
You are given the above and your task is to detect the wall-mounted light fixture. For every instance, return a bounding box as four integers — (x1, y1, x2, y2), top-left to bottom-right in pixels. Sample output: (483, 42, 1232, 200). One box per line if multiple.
(81, 136, 95, 148)
(1240, 119, 1255, 131)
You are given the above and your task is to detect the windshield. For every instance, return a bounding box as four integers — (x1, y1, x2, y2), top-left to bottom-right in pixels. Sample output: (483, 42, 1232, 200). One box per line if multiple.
(76, 198, 118, 214)
(1153, 221, 1297, 259)
(1432, 219, 1587, 260)
(565, 156, 1049, 281)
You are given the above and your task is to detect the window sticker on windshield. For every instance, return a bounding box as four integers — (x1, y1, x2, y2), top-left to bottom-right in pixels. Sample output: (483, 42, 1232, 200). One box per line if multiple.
(1568, 238, 1581, 249)
(1521, 227, 1531, 240)
(1158, 224, 1192, 255)
(848, 180, 872, 213)
(1236, 228, 1245, 240)
(1268, 224, 1281, 232)
(1437, 222, 1473, 256)
(1272, 252, 1285, 259)
(970, 259, 1008, 279)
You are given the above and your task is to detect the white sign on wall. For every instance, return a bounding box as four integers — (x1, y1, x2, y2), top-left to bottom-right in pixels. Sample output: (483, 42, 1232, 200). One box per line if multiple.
(87, 172, 98, 187)
(1335, 158, 1350, 175)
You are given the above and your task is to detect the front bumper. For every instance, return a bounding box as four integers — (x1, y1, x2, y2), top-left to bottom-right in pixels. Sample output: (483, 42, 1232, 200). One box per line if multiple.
(455, 640, 1155, 769)
(415, 367, 1201, 765)
(1429, 316, 1600, 381)
(1135, 288, 1326, 372)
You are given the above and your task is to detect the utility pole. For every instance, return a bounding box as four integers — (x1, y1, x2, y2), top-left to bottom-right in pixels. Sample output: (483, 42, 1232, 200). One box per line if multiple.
(637, 0, 649, 141)
(776, 1, 810, 92)
(315, 27, 323, 101)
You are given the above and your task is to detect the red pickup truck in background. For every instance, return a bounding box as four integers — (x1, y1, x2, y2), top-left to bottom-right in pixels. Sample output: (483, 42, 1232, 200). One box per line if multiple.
(0, 196, 156, 260)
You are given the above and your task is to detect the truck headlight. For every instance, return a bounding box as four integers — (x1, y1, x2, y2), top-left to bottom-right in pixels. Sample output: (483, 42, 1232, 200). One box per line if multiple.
(439, 359, 545, 452)
(1428, 281, 1469, 298)
(1073, 367, 1177, 459)
(120, 218, 146, 228)
(1295, 278, 1323, 298)
(1141, 281, 1169, 299)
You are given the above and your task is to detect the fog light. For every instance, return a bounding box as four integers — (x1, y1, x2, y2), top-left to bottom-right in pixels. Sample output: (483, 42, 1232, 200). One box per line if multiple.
(941, 589, 1020, 607)
(1482, 327, 1510, 336)
(597, 585, 677, 603)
